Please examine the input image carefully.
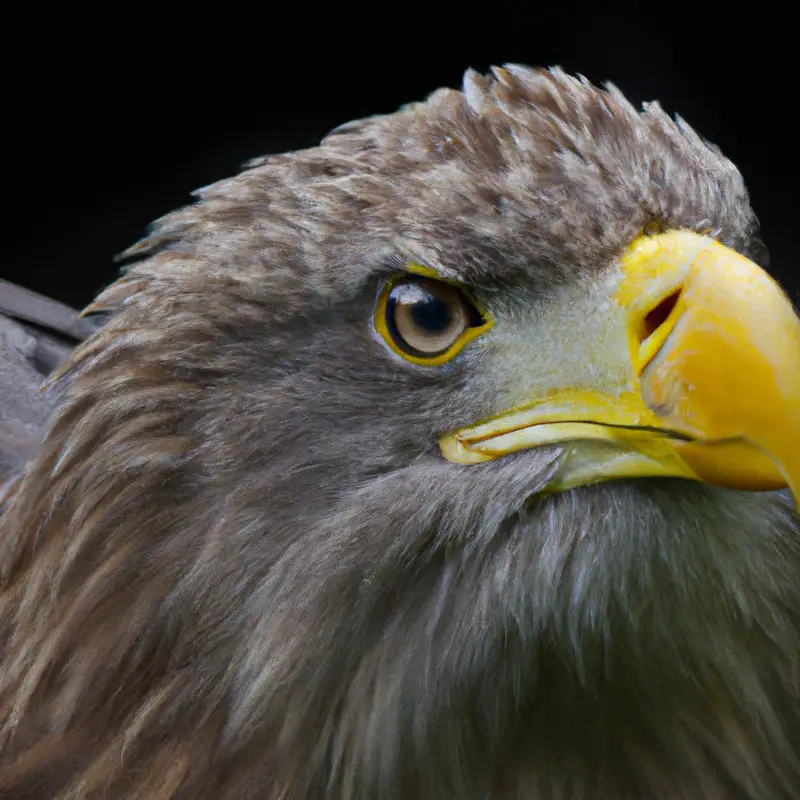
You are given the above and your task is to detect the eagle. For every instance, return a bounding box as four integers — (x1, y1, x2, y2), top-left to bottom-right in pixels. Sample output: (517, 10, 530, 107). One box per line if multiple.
(0, 65, 798, 799)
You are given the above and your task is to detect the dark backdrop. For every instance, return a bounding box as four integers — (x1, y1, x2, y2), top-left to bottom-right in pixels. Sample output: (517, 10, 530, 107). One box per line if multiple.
(5, 5, 797, 309)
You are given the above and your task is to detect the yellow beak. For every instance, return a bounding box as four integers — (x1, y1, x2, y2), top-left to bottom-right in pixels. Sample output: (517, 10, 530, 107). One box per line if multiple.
(439, 230, 800, 502)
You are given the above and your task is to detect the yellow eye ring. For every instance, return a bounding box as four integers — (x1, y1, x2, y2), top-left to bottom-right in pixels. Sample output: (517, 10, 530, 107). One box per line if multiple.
(374, 267, 493, 367)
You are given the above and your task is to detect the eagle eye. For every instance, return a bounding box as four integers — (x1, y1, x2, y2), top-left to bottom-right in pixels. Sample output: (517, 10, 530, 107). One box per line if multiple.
(374, 274, 492, 366)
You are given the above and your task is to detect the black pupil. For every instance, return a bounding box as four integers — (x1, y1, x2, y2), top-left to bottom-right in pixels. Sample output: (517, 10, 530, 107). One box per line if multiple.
(410, 291, 451, 332)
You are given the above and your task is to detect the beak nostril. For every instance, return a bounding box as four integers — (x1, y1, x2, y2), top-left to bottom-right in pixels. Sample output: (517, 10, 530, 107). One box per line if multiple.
(642, 289, 682, 343)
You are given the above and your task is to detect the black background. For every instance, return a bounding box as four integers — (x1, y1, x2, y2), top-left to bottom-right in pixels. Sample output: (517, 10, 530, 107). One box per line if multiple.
(5, 4, 797, 310)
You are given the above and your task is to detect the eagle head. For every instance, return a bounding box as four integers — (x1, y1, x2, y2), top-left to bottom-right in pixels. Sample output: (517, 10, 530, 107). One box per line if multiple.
(0, 66, 798, 799)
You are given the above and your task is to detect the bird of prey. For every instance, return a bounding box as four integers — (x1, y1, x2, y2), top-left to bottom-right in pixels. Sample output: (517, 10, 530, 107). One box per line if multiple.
(0, 65, 798, 800)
